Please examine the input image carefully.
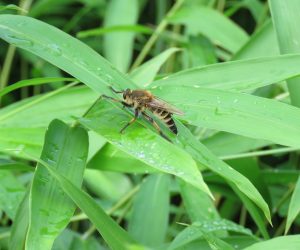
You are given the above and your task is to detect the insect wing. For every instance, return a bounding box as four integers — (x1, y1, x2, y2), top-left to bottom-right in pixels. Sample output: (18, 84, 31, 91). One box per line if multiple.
(148, 97, 184, 115)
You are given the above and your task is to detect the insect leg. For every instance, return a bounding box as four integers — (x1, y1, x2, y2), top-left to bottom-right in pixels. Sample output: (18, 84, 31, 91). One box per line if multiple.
(142, 112, 171, 142)
(120, 109, 139, 133)
(102, 95, 131, 108)
(109, 86, 124, 93)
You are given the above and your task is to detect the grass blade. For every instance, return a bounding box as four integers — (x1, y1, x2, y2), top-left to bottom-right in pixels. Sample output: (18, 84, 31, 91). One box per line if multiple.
(27, 155, 138, 250)
(285, 177, 300, 234)
(128, 174, 170, 247)
(129, 48, 180, 86)
(9, 188, 30, 250)
(153, 86, 300, 148)
(244, 235, 300, 250)
(170, 6, 249, 53)
(270, 0, 300, 107)
(0, 77, 74, 98)
(103, 0, 139, 72)
(151, 54, 300, 91)
(25, 119, 88, 250)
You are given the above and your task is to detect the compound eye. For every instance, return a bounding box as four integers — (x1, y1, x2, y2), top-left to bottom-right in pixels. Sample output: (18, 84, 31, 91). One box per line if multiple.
(123, 93, 126, 99)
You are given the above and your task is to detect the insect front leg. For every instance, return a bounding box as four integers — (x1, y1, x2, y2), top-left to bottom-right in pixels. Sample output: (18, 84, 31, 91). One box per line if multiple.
(142, 112, 171, 142)
(102, 95, 130, 108)
(120, 109, 139, 134)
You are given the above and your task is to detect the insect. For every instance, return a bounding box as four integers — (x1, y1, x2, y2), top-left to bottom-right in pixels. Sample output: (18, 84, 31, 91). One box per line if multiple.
(103, 86, 184, 141)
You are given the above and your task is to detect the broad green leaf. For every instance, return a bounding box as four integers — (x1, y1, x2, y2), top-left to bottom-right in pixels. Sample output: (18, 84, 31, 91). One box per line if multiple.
(151, 54, 300, 92)
(0, 77, 74, 98)
(29, 155, 138, 250)
(9, 188, 30, 250)
(169, 6, 248, 53)
(79, 99, 212, 197)
(87, 144, 156, 173)
(270, 0, 300, 107)
(0, 14, 137, 95)
(244, 235, 300, 250)
(153, 86, 300, 148)
(0, 127, 44, 158)
(169, 219, 252, 250)
(26, 119, 88, 250)
(84, 169, 132, 202)
(129, 48, 181, 86)
(178, 180, 219, 222)
(175, 122, 271, 223)
(128, 174, 170, 247)
(0, 170, 25, 219)
(285, 176, 300, 234)
(0, 87, 97, 159)
(233, 20, 279, 60)
(103, 0, 139, 72)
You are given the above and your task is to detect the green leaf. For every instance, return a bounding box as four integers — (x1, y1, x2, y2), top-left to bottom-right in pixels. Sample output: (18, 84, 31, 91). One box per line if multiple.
(153, 86, 300, 148)
(0, 14, 136, 94)
(233, 20, 279, 60)
(169, 219, 252, 250)
(26, 119, 88, 250)
(28, 155, 138, 250)
(229, 184, 269, 239)
(0, 170, 25, 219)
(202, 132, 270, 157)
(84, 169, 132, 202)
(9, 188, 30, 250)
(128, 174, 170, 247)
(151, 54, 300, 92)
(270, 0, 300, 107)
(285, 176, 300, 234)
(0, 86, 97, 159)
(87, 143, 156, 174)
(0, 77, 75, 98)
(244, 235, 300, 250)
(175, 122, 271, 224)
(79, 99, 212, 197)
(169, 6, 249, 53)
(103, 0, 139, 72)
(129, 48, 181, 86)
(186, 34, 217, 67)
(178, 180, 220, 222)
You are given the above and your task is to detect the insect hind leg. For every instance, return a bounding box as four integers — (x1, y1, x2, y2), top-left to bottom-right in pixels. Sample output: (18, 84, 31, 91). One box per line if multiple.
(120, 109, 139, 134)
(142, 112, 171, 142)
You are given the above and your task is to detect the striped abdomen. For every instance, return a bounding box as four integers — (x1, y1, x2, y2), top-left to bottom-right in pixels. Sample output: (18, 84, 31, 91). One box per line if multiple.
(150, 107, 178, 134)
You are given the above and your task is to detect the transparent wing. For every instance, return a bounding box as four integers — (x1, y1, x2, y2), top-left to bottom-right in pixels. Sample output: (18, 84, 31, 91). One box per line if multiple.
(148, 97, 184, 115)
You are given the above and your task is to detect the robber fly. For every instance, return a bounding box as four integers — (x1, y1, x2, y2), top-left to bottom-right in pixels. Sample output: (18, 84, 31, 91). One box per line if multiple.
(103, 86, 184, 141)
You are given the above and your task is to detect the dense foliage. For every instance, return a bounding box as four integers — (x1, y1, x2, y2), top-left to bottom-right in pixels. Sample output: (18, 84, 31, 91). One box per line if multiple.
(0, 0, 300, 249)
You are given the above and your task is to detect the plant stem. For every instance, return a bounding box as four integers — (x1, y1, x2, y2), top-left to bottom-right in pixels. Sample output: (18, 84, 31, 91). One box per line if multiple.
(220, 147, 299, 161)
(130, 0, 184, 71)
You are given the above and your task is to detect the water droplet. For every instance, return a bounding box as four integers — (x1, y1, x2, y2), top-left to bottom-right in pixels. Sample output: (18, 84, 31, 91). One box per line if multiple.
(193, 84, 200, 88)
(233, 99, 238, 103)
(47, 44, 62, 56)
(5, 34, 33, 47)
